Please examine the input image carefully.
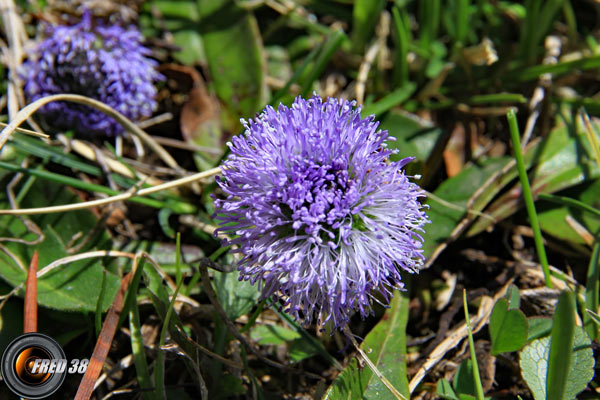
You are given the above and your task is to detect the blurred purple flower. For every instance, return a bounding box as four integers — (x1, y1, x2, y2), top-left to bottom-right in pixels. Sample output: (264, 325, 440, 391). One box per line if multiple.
(214, 95, 430, 330)
(22, 12, 162, 136)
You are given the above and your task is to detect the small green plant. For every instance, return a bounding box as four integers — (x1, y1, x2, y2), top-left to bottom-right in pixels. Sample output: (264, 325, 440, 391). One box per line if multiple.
(486, 289, 595, 400)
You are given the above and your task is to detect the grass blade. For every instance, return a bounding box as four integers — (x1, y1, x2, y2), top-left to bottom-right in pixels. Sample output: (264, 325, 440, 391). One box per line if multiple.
(546, 291, 576, 400)
(584, 244, 600, 340)
(362, 83, 416, 116)
(300, 30, 346, 97)
(418, 0, 441, 53)
(538, 193, 600, 217)
(351, 0, 385, 52)
(392, 7, 411, 87)
(129, 302, 157, 400)
(154, 234, 185, 398)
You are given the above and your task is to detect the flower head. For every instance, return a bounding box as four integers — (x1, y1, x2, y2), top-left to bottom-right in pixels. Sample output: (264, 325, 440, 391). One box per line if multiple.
(22, 12, 162, 136)
(214, 96, 429, 330)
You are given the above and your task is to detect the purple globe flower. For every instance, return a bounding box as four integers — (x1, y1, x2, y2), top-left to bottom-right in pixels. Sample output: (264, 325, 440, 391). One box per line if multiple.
(22, 12, 162, 136)
(214, 96, 429, 330)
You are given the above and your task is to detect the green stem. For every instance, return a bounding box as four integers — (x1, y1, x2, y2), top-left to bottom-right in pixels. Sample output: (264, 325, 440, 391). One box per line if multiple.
(538, 193, 600, 217)
(463, 289, 485, 400)
(507, 109, 553, 288)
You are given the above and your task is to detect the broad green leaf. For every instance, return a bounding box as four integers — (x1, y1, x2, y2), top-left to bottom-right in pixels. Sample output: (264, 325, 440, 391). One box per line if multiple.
(323, 288, 410, 399)
(537, 179, 600, 245)
(289, 338, 318, 362)
(250, 324, 301, 345)
(214, 269, 261, 320)
(0, 179, 120, 311)
(489, 298, 528, 355)
(143, 0, 205, 65)
(378, 109, 443, 164)
(198, 0, 267, 132)
(520, 317, 594, 399)
(423, 157, 509, 258)
(468, 118, 600, 237)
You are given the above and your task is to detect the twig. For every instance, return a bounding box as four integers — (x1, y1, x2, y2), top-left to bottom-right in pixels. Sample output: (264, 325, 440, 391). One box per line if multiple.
(0, 121, 49, 139)
(69, 138, 162, 185)
(152, 135, 223, 154)
(0, 0, 26, 120)
(0, 162, 45, 245)
(136, 112, 173, 129)
(356, 42, 380, 104)
(0, 94, 181, 171)
(37, 250, 136, 278)
(0, 167, 221, 215)
(425, 191, 497, 222)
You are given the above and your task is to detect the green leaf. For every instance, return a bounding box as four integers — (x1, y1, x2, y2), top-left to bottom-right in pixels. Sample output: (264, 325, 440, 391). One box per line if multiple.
(289, 337, 318, 362)
(520, 305, 594, 400)
(378, 110, 443, 163)
(586, 309, 600, 326)
(198, 0, 267, 132)
(362, 83, 417, 117)
(267, 297, 341, 368)
(213, 269, 261, 320)
(537, 179, 600, 245)
(0, 297, 24, 352)
(423, 157, 510, 258)
(489, 298, 528, 355)
(468, 117, 600, 237)
(351, 0, 386, 52)
(453, 359, 476, 397)
(546, 291, 576, 400)
(0, 179, 120, 311)
(299, 30, 346, 98)
(143, 0, 205, 65)
(437, 378, 459, 400)
(584, 244, 600, 340)
(323, 288, 410, 399)
(527, 317, 552, 342)
(506, 284, 520, 309)
(250, 324, 301, 345)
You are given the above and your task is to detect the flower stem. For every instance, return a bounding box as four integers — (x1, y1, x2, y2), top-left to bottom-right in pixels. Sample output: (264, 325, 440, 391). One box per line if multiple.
(507, 109, 552, 288)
